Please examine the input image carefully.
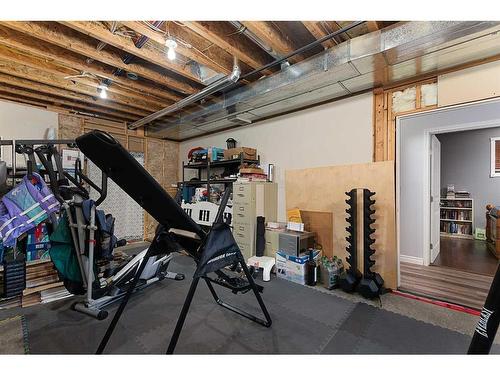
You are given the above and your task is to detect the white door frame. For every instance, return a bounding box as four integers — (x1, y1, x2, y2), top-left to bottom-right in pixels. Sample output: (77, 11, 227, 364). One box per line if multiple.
(396, 97, 500, 286)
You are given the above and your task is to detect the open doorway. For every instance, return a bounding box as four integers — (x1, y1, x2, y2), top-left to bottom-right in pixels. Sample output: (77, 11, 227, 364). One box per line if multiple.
(397, 98, 500, 309)
(430, 128, 499, 277)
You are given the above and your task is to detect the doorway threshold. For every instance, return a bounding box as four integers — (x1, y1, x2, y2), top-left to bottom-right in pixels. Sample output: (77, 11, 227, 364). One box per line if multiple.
(400, 262, 492, 310)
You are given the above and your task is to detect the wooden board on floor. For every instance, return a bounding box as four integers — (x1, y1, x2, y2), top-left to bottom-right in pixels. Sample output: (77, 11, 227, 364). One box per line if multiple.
(285, 161, 397, 289)
(300, 210, 334, 258)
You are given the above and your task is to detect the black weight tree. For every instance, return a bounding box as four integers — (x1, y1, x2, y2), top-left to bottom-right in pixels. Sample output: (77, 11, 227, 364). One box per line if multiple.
(358, 189, 385, 299)
(340, 189, 361, 292)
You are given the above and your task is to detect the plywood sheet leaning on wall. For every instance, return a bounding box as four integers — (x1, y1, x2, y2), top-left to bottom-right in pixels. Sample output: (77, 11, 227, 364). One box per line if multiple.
(300, 210, 334, 259)
(286, 161, 396, 289)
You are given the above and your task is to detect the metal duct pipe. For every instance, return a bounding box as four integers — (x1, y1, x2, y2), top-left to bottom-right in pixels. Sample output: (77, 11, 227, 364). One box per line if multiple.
(129, 58, 241, 129)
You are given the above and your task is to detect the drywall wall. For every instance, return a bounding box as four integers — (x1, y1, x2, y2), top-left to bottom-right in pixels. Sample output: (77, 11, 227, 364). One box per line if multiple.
(398, 98, 500, 263)
(0, 100, 58, 166)
(438, 60, 500, 107)
(179, 92, 373, 220)
(437, 127, 500, 229)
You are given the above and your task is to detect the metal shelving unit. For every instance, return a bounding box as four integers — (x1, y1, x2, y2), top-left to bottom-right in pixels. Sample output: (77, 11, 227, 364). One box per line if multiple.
(180, 152, 260, 203)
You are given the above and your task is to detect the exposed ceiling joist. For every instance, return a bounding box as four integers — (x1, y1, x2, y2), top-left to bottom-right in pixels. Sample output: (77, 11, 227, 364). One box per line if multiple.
(0, 59, 151, 117)
(0, 72, 141, 121)
(0, 21, 197, 95)
(120, 21, 231, 75)
(302, 21, 338, 48)
(0, 25, 181, 103)
(366, 21, 382, 32)
(0, 51, 160, 115)
(182, 21, 275, 74)
(0, 44, 170, 110)
(60, 21, 203, 83)
(240, 21, 301, 63)
(0, 85, 138, 122)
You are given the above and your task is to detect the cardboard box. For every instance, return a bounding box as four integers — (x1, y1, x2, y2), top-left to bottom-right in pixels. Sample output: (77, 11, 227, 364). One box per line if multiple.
(224, 147, 257, 160)
(276, 250, 320, 285)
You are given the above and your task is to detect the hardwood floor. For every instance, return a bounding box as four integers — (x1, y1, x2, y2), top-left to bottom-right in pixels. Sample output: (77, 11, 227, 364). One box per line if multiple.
(432, 237, 498, 276)
(400, 262, 493, 310)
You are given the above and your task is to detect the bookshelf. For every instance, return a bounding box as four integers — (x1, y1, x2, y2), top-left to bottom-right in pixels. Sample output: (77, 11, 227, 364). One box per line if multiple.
(440, 197, 474, 239)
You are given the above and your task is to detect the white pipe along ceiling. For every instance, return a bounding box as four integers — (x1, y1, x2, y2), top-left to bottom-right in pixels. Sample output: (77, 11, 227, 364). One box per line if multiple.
(139, 21, 500, 141)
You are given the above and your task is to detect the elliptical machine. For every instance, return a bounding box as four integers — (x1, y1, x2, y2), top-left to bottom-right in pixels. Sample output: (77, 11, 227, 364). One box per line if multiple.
(32, 143, 184, 320)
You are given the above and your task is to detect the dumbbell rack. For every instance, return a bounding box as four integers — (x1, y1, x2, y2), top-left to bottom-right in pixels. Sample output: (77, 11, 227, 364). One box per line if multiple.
(340, 188, 384, 298)
(340, 189, 362, 292)
(358, 189, 384, 299)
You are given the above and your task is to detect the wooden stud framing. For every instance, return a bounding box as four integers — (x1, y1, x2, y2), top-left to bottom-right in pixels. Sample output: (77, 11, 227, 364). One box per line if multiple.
(372, 77, 438, 162)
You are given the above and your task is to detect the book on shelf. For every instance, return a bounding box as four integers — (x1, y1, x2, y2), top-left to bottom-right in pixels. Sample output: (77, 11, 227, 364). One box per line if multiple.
(440, 198, 472, 208)
(440, 210, 471, 220)
(440, 221, 472, 235)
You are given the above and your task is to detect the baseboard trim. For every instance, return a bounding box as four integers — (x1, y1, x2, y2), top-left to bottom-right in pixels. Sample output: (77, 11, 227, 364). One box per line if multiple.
(400, 255, 424, 265)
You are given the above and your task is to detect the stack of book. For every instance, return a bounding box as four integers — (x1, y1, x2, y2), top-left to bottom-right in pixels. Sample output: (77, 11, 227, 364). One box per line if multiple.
(455, 191, 471, 199)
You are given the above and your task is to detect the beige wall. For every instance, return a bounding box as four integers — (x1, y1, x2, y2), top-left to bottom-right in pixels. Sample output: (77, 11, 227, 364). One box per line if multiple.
(0, 100, 58, 166)
(438, 60, 500, 107)
(179, 92, 373, 221)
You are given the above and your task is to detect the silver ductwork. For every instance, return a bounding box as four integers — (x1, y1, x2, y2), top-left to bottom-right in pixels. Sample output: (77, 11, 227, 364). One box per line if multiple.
(146, 21, 500, 140)
(129, 58, 241, 129)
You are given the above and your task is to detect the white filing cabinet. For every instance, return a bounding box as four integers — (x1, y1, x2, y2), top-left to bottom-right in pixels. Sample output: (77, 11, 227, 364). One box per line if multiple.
(232, 181, 278, 260)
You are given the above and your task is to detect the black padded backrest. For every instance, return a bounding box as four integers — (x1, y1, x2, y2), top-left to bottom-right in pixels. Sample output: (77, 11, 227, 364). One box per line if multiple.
(76, 130, 205, 239)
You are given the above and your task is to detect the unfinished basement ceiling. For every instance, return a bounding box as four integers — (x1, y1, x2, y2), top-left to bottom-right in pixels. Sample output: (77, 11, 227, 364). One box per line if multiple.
(0, 21, 394, 131)
(147, 21, 500, 140)
(1, 21, 500, 140)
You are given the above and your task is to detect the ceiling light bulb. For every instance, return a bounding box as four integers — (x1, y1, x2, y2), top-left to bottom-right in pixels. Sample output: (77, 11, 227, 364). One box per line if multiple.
(165, 38, 178, 61)
(99, 88, 107, 99)
(167, 47, 176, 61)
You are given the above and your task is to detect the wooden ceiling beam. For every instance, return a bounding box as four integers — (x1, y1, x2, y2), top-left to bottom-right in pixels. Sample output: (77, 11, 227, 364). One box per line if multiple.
(0, 22, 196, 95)
(0, 25, 180, 103)
(0, 72, 142, 121)
(239, 21, 301, 64)
(60, 21, 203, 83)
(121, 21, 231, 75)
(0, 43, 169, 111)
(0, 55, 157, 116)
(302, 21, 337, 49)
(0, 83, 139, 122)
(0, 61, 150, 118)
(366, 21, 381, 32)
(182, 21, 275, 74)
